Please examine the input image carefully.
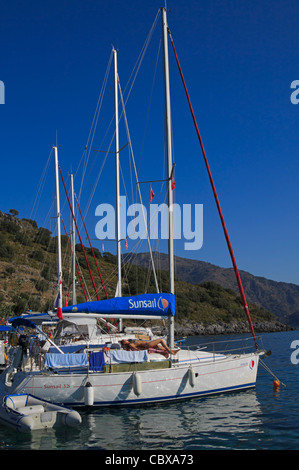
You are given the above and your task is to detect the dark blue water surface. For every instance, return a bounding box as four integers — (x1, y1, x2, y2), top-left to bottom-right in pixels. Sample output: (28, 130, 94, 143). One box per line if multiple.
(0, 330, 298, 450)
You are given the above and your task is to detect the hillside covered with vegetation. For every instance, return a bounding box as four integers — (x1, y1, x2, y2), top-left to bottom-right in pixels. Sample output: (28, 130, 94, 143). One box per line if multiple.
(0, 210, 283, 333)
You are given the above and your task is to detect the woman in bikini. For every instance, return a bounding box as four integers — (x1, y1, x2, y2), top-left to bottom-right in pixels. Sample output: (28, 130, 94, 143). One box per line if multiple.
(120, 338, 180, 355)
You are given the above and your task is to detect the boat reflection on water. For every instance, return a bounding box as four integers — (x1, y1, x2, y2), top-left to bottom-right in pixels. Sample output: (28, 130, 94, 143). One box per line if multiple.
(82, 390, 264, 450)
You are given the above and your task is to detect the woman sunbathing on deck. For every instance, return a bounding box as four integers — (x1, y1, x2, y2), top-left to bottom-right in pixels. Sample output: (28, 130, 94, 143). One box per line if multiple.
(120, 338, 180, 355)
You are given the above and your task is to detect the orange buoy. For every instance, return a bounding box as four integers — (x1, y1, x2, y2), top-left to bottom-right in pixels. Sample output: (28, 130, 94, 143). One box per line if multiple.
(273, 380, 280, 388)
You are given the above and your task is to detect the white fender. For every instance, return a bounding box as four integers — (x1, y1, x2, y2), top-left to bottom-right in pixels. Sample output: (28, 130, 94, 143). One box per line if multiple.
(188, 367, 196, 387)
(84, 381, 94, 406)
(132, 372, 142, 396)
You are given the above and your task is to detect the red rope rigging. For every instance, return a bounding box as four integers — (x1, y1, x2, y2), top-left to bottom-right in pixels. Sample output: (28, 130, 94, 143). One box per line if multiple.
(59, 166, 100, 301)
(60, 215, 88, 302)
(168, 28, 257, 345)
(75, 194, 109, 300)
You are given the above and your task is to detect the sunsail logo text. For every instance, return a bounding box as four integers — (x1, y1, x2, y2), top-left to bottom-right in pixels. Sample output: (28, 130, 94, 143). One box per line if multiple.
(95, 196, 203, 251)
(128, 297, 169, 310)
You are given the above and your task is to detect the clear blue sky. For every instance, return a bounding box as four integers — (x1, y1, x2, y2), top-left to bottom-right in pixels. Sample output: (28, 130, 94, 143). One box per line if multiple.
(0, 0, 298, 286)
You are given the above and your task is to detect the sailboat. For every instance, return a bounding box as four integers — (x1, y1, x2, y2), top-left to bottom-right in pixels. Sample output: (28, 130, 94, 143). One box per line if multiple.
(0, 8, 266, 407)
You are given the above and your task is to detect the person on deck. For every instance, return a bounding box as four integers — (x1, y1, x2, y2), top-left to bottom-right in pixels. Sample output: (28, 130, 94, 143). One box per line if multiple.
(120, 338, 180, 355)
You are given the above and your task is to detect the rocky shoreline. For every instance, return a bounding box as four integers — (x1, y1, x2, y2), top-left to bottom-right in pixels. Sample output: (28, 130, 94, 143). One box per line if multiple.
(153, 320, 295, 338)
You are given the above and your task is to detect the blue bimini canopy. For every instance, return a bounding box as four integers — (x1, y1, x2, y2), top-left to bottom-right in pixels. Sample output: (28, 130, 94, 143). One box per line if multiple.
(62, 293, 175, 317)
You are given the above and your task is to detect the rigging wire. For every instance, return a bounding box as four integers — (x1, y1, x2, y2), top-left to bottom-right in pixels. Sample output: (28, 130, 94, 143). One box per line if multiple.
(59, 165, 100, 300)
(77, 11, 160, 228)
(117, 75, 159, 294)
(77, 51, 114, 203)
(30, 147, 53, 222)
(137, 39, 161, 176)
(121, 10, 160, 103)
(60, 215, 89, 302)
(75, 193, 109, 299)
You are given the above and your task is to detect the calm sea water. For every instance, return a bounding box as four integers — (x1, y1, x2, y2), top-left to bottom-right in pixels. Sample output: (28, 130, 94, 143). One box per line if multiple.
(0, 330, 298, 451)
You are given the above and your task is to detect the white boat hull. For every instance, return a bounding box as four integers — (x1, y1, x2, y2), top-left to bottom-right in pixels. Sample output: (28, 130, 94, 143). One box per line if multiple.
(0, 350, 260, 407)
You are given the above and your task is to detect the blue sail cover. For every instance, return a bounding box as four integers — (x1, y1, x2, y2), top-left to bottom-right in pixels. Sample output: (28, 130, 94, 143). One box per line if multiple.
(10, 318, 37, 329)
(62, 293, 175, 317)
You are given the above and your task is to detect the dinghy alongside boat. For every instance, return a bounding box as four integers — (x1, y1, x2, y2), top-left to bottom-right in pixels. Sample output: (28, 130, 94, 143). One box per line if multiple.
(0, 393, 81, 432)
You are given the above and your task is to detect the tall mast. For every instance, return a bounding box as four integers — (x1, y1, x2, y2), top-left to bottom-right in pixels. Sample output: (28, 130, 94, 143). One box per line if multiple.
(54, 145, 63, 320)
(113, 46, 121, 297)
(70, 173, 77, 305)
(161, 7, 174, 348)
(113, 46, 122, 331)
